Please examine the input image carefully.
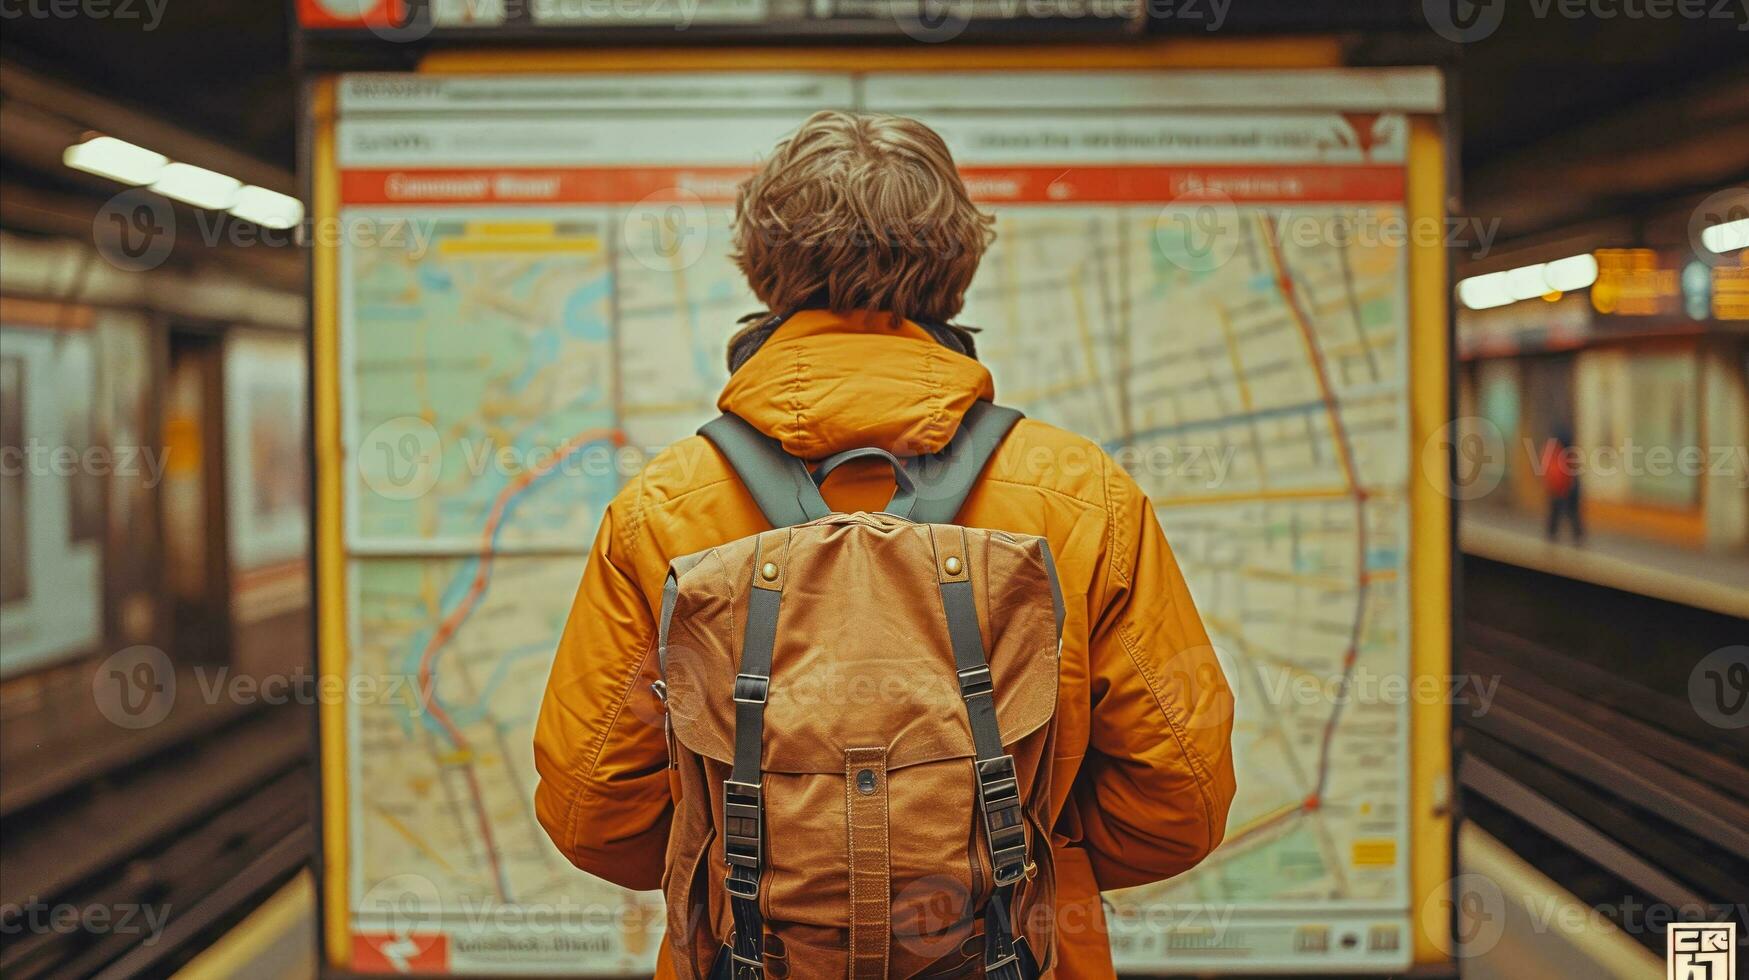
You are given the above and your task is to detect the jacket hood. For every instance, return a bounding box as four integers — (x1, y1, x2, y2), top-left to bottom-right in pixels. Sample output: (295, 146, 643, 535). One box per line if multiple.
(717, 310, 996, 459)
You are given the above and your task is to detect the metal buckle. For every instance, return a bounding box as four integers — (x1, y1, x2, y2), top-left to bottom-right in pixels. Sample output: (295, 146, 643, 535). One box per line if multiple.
(727, 937, 764, 979)
(733, 673, 769, 704)
(956, 664, 993, 699)
(723, 780, 763, 870)
(724, 870, 760, 900)
(975, 756, 1029, 883)
(984, 934, 1021, 976)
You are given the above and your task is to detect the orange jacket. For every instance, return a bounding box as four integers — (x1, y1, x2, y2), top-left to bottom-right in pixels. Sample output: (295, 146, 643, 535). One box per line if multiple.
(534, 310, 1237, 978)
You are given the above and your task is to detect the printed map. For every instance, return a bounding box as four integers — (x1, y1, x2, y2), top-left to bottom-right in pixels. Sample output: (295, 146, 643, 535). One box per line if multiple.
(333, 74, 1423, 973)
(343, 215, 625, 554)
(966, 208, 1412, 965)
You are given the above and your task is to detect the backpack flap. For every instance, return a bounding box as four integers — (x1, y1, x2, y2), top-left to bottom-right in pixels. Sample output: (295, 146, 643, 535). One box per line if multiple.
(659, 516, 1060, 772)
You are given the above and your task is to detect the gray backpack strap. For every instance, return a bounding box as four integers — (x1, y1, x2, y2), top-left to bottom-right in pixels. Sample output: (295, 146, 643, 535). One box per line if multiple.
(905, 401, 1025, 525)
(698, 413, 831, 529)
(700, 401, 1021, 528)
(810, 447, 918, 520)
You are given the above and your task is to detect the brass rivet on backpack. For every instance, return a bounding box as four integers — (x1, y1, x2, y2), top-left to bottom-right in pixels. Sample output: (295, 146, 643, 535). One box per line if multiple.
(761, 562, 779, 581)
(944, 556, 962, 576)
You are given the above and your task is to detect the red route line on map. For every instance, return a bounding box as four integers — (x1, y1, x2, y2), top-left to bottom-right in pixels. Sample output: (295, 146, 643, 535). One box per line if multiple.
(1255, 215, 1372, 838)
(415, 426, 626, 903)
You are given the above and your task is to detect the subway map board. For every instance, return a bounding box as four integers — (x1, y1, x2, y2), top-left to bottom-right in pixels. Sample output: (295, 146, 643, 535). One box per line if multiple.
(317, 66, 1448, 975)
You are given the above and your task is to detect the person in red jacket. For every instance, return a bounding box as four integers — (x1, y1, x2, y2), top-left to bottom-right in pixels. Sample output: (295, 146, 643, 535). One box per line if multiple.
(1540, 424, 1583, 542)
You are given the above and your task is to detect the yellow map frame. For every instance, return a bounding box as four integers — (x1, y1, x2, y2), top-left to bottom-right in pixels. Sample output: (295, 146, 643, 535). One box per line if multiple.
(309, 37, 1454, 973)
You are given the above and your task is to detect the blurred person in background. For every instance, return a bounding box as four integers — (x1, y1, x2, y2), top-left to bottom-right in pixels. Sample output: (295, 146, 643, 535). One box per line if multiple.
(1541, 423, 1584, 543)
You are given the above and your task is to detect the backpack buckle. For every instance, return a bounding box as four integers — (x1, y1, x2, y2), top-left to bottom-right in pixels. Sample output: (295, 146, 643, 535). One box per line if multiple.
(725, 933, 765, 979)
(733, 673, 770, 704)
(984, 945, 1021, 976)
(956, 665, 993, 699)
(974, 756, 1029, 884)
(723, 780, 764, 871)
(724, 869, 761, 900)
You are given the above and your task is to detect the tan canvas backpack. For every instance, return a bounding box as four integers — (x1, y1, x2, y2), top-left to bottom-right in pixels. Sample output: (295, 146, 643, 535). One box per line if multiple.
(655, 402, 1064, 980)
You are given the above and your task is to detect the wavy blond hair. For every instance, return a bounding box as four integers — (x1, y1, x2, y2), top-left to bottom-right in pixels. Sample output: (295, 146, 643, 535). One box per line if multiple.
(731, 111, 995, 328)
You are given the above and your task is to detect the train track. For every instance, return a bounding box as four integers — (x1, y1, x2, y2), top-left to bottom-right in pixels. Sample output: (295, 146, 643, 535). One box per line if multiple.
(0, 677, 312, 980)
(1459, 556, 1749, 956)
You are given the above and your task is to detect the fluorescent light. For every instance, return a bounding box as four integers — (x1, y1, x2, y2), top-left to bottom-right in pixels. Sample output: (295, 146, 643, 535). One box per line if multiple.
(63, 136, 167, 186)
(1458, 252, 1609, 310)
(229, 186, 304, 230)
(1543, 253, 1599, 292)
(1457, 271, 1515, 310)
(1701, 217, 1749, 254)
(150, 162, 241, 210)
(1505, 264, 1550, 301)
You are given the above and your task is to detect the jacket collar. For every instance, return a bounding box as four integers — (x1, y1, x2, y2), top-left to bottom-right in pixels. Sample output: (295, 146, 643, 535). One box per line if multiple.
(716, 309, 996, 459)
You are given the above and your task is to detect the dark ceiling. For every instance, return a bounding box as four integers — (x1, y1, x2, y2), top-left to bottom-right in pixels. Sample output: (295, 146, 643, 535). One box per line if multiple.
(1, 1, 1746, 253)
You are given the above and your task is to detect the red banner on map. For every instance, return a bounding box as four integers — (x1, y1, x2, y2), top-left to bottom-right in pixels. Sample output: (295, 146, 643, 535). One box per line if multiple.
(352, 933, 449, 973)
(338, 165, 1406, 206)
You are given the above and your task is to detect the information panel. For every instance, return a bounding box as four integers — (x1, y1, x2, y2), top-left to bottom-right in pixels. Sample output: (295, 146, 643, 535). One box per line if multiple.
(317, 63, 1448, 975)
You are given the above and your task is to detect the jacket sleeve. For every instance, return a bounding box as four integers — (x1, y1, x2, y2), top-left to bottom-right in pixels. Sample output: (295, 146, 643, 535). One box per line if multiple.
(533, 500, 672, 891)
(1071, 462, 1237, 890)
